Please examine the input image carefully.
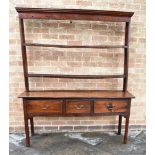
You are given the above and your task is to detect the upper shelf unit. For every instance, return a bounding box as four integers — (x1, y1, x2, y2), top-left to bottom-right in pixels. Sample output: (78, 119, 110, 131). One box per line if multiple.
(16, 7, 134, 91)
(15, 7, 134, 22)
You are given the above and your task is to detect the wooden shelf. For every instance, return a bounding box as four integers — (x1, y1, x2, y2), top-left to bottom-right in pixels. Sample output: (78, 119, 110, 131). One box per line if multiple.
(24, 43, 128, 49)
(18, 90, 135, 99)
(28, 73, 125, 79)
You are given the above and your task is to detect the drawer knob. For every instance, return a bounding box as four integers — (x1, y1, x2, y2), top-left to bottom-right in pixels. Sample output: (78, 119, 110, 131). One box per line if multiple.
(74, 105, 85, 110)
(106, 103, 113, 111)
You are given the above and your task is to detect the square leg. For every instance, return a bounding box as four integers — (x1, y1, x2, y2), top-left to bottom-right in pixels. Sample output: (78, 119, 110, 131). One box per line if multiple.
(118, 115, 122, 135)
(30, 117, 34, 136)
(23, 99, 30, 147)
(123, 116, 129, 144)
(24, 118, 30, 147)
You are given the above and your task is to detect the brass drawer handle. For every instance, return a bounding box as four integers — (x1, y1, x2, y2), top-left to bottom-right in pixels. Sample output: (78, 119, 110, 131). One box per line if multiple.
(106, 103, 114, 111)
(40, 105, 49, 110)
(74, 105, 85, 110)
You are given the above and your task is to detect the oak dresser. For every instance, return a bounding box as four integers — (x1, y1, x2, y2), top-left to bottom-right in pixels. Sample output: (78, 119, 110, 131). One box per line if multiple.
(16, 7, 135, 147)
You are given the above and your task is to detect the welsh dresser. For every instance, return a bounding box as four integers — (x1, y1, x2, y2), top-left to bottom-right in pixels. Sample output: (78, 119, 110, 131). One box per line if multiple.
(16, 7, 135, 147)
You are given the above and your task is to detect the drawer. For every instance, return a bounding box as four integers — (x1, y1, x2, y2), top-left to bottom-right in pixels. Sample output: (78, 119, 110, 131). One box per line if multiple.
(27, 100, 63, 114)
(94, 100, 128, 113)
(66, 100, 90, 114)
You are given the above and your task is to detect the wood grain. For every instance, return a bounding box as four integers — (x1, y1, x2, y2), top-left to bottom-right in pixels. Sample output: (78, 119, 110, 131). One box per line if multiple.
(66, 100, 90, 113)
(19, 90, 135, 99)
(94, 100, 127, 113)
(27, 100, 63, 114)
(16, 8, 134, 22)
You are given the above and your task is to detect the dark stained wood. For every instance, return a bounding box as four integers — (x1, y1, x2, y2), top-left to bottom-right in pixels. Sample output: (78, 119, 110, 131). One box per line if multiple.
(16, 7, 134, 146)
(26, 110, 129, 117)
(66, 100, 90, 114)
(123, 99, 131, 144)
(16, 7, 134, 22)
(23, 99, 30, 147)
(28, 74, 126, 79)
(27, 100, 63, 114)
(19, 19, 29, 91)
(124, 116, 130, 144)
(18, 90, 135, 99)
(20, 13, 131, 22)
(30, 118, 34, 136)
(123, 22, 130, 92)
(62, 100, 66, 116)
(28, 112, 64, 117)
(118, 115, 122, 135)
(90, 100, 94, 116)
(24, 43, 128, 49)
(15, 7, 134, 17)
(94, 100, 127, 113)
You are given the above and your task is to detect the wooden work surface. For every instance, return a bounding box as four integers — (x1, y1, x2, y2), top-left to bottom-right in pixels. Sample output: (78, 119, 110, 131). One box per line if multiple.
(19, 90, 134, 99)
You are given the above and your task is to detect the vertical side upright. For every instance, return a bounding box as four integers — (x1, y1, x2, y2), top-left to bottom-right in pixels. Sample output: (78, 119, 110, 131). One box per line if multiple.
(23, 99, 30, 147)
(123, 21, 130, 92)
(19, 18, 29, 91)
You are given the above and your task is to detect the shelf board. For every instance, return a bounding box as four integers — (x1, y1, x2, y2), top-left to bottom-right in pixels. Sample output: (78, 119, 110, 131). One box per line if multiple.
(18, 90, 135, 99)
(28, 74, 125, 79)
(24, 43, 128, 49)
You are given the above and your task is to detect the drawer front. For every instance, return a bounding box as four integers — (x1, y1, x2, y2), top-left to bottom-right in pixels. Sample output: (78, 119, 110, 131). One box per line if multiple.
(66, 100, 90, 114)
(27, 100, 63, 114)
(94, 100, 128, 113)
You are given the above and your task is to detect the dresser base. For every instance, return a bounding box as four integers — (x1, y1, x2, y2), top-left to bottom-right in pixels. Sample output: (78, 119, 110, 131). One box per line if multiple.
(19, 90, 134, 147)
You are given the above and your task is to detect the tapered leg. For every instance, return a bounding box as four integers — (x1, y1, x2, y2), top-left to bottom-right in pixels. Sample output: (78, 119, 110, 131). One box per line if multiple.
(118, 115, 122, 135)
(30, 117, 34, 136)
(24, 118, 30, 147)
(23, 99, 30, 147)
(123, 116, 129, 144)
